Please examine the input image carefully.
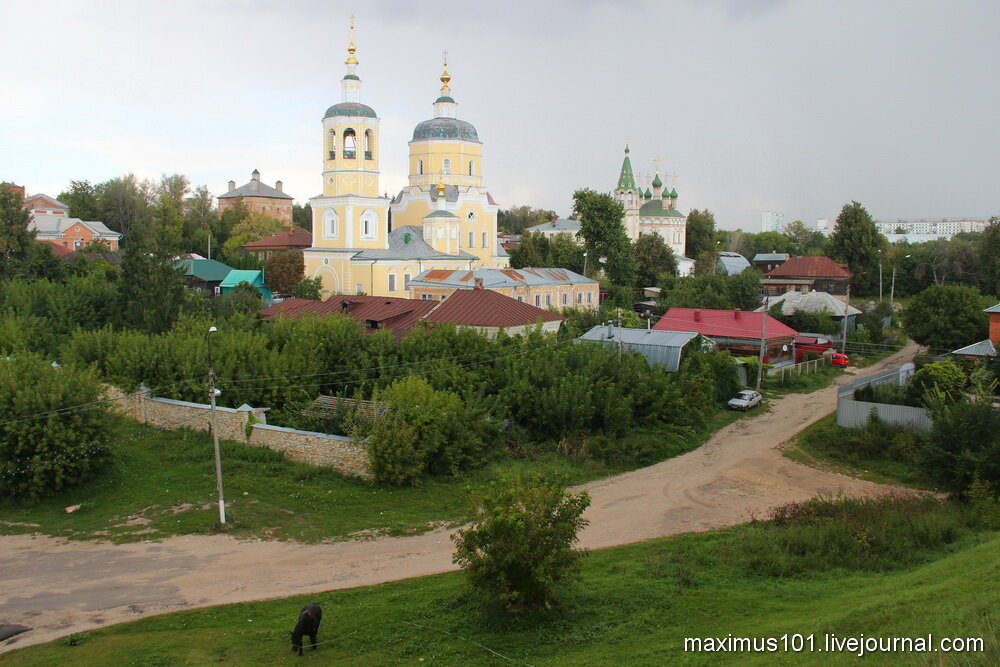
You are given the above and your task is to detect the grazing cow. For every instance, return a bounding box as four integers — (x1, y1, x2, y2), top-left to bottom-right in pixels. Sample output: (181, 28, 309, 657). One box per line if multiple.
(290, 603, 322, 656)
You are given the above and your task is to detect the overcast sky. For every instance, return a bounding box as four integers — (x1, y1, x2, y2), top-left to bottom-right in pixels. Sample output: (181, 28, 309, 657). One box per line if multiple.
(3, 0, 998, 231)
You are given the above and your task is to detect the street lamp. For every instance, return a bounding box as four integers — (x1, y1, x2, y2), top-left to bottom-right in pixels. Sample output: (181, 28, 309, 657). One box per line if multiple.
(890, 254, 911, 304)
(207, 326, 227, 525)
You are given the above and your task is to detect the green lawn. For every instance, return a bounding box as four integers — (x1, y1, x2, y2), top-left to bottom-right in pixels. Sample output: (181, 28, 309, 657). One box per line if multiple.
(782, 414, 938, 490)
(0, 412, 741, 544)
(3, 504, 995, 665)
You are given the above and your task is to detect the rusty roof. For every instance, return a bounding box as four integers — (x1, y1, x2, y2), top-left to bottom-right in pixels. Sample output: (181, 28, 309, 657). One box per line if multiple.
(424, 288, 563, 328)
(766, 255, 853, 279)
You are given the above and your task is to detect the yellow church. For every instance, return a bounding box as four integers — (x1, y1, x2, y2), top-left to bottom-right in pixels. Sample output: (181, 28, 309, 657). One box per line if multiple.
(304, 25, 508, 298)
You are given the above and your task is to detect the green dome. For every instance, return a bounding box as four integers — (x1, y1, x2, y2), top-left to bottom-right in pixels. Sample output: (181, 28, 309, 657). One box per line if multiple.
(643, 188, 652, 199)
(669, 188, 678, 198)
(651, 173, 663, 188)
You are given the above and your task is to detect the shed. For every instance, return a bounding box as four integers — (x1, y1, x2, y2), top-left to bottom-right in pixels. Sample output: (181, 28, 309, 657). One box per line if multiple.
(578, 326, 698, 371)
(219, 269, 272, 300)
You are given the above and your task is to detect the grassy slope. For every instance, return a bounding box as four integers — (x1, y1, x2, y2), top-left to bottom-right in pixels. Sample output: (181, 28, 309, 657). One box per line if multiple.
(3, 528, 995, 665)
(0, 410, 743, 544)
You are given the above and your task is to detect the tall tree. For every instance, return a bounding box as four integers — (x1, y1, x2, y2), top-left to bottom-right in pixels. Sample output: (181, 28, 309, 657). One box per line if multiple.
(903, 285, 990, 351)
(977, 217, 1000, 297)
(510, 230, 549, 268)
(183, 185, 216, 257)
(572, 188, 635, 286)
(632, 234, 678, 288)
(0, 184, 34, 278)
(826, 201, 887, 295)
(498, 205, 557, 234)
(223, 212, 286, 255)
(292, 203, 312, 232)
(784, 220, 826, 256)
(547, 233, 585, 274)
(95, 174, 155, 241)
(58, 180, 101, 221)
(685, 209, 716, 260)
(265, 250, 305, 295)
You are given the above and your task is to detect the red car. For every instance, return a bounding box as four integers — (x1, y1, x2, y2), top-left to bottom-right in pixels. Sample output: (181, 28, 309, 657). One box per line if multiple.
(825, 352, 850, 368)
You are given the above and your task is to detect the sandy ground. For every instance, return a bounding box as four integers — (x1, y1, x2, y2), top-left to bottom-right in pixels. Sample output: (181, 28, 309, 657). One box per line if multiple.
(0, 343, 918, 653)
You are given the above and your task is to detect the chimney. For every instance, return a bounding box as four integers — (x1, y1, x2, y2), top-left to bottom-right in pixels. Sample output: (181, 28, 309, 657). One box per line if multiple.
(251, 169, 260, 181)
(228, 181, 235, 193)
(474, 277, 484, 290)
(275, 180, 283, 193)
(734, 309, 741, 319)
(606, 323, 614, 339)
(693, 310, 701, 322)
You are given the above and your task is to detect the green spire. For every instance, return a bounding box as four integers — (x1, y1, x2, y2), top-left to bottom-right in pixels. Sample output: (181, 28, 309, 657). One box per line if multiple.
(616, 145, 637, 191)
(651, 172, 663, 188)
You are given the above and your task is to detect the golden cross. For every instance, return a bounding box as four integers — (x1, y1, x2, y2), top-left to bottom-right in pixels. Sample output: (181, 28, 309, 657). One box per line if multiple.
(443, 50, 448, 67)
(653, 156, 662, 173)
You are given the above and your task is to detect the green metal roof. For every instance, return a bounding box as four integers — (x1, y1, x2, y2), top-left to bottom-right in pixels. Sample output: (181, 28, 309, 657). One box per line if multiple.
(176, 259, 235, 283)
(219, 269, 265, 288)
(616, 150, 637, 191)
(639, 201, 687, 218)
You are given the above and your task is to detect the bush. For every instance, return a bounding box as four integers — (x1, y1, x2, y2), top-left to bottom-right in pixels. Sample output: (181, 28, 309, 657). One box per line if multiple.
(923, 392, 1000, 492)
(452, 474, 590, 612)
(0, 356, 113, 499)
(906, 360, 966, 406)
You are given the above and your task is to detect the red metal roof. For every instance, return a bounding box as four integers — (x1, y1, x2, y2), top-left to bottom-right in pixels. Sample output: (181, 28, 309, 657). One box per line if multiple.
(653, 308, 797, 340)
(423, 269, 456, 282)
(766, 255, 852, 279)
(424, 288, 563, 328)
(240, 228, 312, 250)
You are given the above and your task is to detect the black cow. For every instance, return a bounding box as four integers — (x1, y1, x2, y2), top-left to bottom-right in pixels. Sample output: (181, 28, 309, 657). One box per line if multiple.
(290, 603, 322, 656)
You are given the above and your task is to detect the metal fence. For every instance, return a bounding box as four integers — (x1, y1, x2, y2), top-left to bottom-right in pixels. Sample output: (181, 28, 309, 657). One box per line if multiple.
(766, 356, 831, 381)
(836, 363, 931, 430)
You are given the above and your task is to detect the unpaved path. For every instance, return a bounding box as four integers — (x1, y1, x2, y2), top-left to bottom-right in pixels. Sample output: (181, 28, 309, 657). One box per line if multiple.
(0, 343, 919, 652)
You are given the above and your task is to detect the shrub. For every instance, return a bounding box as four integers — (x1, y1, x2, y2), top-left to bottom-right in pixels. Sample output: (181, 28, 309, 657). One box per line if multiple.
(906, 360, 966, 406)
(923, 392, 1000, 492)
(0, 355, 113, 499)
(452, 474, 590, 612)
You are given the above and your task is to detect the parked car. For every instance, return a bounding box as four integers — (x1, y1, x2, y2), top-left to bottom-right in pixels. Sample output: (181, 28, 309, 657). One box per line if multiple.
(727, 389, 762, 411)
(824, 351, 850, 368)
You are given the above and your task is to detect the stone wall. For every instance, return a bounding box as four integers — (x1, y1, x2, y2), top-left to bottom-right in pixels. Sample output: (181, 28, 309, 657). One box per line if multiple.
(105, 385, 369, 478)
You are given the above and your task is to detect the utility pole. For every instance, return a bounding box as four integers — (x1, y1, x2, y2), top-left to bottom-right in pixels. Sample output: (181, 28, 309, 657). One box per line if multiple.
(755, 293, 769, 391)
(840, 283, 851, 355)
(207, 326, 226, 525)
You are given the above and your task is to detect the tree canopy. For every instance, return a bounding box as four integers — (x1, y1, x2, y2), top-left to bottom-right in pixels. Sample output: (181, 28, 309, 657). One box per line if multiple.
(827, 201, 887, 295)
(573, 189, 635, 286)
(632, 234, 678, 288)
(903, 285, 990, 351)
(685, 209, 716, 262)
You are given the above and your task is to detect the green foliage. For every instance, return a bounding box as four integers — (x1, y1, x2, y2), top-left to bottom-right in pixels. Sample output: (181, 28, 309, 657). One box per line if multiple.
(0, 355, 113, 499)
(572, 189, 635, 286)
(509, 231, 584, 273)
(770, 306, 839, 335)
(684, 208, 716, 261)
(0, 184, 34, 278)
(632, 233, 677, 288)
(364, 376, 490, 485)
(978, 217, 1000, 297)
(497, 205, 556, 235)
(452, 474, 590, 612)
(58, 180, 101, 221)
(292, 203, 312, 232)
(222, 212, 285, 255)
(903, 284, 990, 350)
(263, 250, 304, 296)
(906, 360, 966, 405)
(290, 276, 322, 300)
(826, 201, 887, 295)
(116, 241, 185, 333)
(658, 269, 763, 312)
(924, 391, 1000, 492)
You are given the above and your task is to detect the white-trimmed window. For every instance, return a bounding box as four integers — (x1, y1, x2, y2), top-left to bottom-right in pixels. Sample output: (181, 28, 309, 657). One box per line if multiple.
(424, 225, 432, 241)
(355, 283, 364, 294)
(404, 273, 411, 290)
(323, 209, 338, 239)
(517, 296, 524, 302)
(468, 231, 474, 247)
(562, 293, 568, 306)
(587, 292, 593, 304)
(450, 226, 458, 239)
(577, 292, 583, 304)
(546, 294, 552, 307)
(442, 158, 451, 174)
(437, 226, 444, 240)
(388, 274, 396, 292)
(468, 160, 474, 176)
(482, 231, 488, 248)
(535, 295, 541, 307)
(467, 211, 476, 222)
(418, 159, 423, 175)
(361, 209, 377, 240)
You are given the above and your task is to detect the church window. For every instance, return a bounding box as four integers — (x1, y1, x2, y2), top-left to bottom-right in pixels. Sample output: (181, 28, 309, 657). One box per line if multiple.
(388, 274, 396, 292)
(323, 209, 338, 239)
(361, 209, 377, 240)
(418, 160, 423, 175)
(482, 231, 488, 248)
(467, 211, 476, 222)
(356, 284, 363, 294)
(469, 161, 474, 176)
(442, 158, 451, 175)
(327, 130, 336, 159)
(404, 273, 411, 290)
(468, 231, 474, 247)
(343, 129, 357, 159)
(364, 129, 374, 160)
(437, 226, 444, 240)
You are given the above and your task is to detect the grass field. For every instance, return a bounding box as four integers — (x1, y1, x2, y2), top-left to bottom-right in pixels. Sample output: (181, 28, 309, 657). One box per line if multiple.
(3, 497, 995, 665)
(0, 411, 743, 544)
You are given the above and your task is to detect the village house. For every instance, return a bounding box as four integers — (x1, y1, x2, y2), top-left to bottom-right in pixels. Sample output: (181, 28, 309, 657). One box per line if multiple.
(239, 228, 312, 261)
(754, 290, 861, 326)
(762, 256, 852, 296)
(217, 170, 294, 225)
(951, 302, 1000, 358)
(25, 194, 122, 251)
(260, 287, 562, 340)
(578, 326, 700, 372)
(653, 307, 798, 365)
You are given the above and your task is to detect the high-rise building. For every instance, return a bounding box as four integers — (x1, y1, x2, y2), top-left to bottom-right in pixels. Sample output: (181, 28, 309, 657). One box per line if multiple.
(761, 211, 784, 233)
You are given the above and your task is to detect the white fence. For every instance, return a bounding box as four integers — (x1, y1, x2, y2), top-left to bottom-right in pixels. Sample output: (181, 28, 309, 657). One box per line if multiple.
(766, 356, 830, 381)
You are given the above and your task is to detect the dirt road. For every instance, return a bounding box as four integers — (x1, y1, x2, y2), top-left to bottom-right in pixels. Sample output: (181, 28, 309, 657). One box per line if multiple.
(0, 344, 918, 652)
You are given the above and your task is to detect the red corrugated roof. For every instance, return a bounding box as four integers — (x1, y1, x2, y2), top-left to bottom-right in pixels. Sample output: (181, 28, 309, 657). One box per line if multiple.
(500, 269, 526, 283)
(653, 308, 797, 340)
(424, 289, 563, 328)
(423, 269, 455, 282)
(241, 228, 312, 249)
(766, 255, 852, 279)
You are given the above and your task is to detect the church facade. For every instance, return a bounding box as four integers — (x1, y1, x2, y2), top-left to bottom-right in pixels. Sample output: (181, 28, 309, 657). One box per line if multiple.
(303, 25, 507, 298)
(612, 146, 687, 258)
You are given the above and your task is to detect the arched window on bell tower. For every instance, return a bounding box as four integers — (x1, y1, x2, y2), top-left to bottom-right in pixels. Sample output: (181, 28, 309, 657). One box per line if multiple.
(468, 160, 474, 176)
(364, 129, 373, 160)
(327, 129, 336, 160)
(343, 129, 357, 159)
(418, 159, 424, 175)
(442, 158, 451, 175)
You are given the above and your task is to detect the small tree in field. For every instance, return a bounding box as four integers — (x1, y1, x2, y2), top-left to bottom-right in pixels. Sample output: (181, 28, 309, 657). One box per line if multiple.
(0, 356, 113, 499)
(452, 474, 591, 612)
